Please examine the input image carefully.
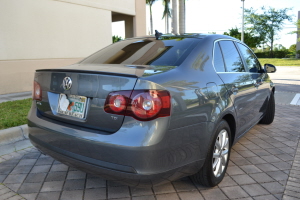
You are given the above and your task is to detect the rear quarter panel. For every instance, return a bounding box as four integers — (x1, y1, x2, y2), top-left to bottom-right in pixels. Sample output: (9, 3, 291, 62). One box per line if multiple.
(138, 38, 237, 156)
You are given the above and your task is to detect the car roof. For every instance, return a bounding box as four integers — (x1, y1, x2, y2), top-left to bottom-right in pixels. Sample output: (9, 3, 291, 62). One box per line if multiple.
(132, 33, 238, 41)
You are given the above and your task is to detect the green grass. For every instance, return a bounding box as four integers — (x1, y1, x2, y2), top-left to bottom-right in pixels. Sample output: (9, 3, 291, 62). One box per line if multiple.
(0, 98, 32, 130)
(258, 58, 300, 66)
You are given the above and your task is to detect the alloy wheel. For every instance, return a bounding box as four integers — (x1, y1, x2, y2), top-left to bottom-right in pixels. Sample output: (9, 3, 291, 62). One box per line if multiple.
(212, 129, 229, 177)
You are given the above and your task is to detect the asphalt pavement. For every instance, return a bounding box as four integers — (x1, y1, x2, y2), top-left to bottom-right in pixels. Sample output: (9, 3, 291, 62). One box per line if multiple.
(269, 66, 300, 106)
(0, 66, 299, 200)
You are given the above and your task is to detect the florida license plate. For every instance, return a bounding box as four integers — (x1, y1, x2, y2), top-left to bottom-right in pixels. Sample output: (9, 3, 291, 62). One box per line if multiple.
(57, 94, 87, 119)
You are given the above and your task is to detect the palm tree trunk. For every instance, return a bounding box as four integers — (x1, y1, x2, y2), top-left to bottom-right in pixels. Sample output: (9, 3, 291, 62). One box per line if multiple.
(171, 0, 178, 34)
(150, 5, 153, 35)
(166, 17, 169, 33)
(162, 0, 171, 34)
(179, 0, 185, 34)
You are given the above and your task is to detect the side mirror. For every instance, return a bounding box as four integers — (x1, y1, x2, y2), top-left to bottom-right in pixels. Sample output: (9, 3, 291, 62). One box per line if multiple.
(264, 64, 276, 73)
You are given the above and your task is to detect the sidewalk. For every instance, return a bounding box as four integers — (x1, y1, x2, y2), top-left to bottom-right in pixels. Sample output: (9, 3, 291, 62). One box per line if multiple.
(0, 92, 32, 157)
(0, 92, 31, 103)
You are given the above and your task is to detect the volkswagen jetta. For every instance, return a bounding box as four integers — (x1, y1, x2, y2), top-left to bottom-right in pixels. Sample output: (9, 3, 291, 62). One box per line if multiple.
(28, 33, 276, 187)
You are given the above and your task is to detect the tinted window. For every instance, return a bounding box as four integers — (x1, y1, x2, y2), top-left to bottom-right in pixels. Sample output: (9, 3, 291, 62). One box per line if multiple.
(219, 41, 245, 72)
(80, 38, 201, 66)
(213, 42, 225, 72)
(236, 43, 261, 73)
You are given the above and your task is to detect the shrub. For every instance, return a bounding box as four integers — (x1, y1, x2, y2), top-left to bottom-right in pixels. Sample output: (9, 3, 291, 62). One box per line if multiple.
(255, 50, 289, 58)
(112, 35, 123, 43)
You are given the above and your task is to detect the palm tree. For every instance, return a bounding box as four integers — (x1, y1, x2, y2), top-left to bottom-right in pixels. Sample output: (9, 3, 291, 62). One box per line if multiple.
(162, 0, 172, 33)
(146, 0, 157, 35)
(171, 0, 186, 34)
(171, 0, 178, 34)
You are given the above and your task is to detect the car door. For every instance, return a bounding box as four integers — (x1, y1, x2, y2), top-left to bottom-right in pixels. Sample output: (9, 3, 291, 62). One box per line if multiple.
(235, 42, 270, 121)
(213, 40, 257, 137)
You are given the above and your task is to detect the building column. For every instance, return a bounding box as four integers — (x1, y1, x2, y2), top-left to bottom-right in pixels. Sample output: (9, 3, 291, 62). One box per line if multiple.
(134, 0, 146, 37)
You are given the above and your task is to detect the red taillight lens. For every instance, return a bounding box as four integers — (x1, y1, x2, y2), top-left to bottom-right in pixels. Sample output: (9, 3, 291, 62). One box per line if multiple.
(104, 92, 128, 114)
(131, 91, 163, 119)
(104, 90, 171, 121)
(33, 81, 42, 101)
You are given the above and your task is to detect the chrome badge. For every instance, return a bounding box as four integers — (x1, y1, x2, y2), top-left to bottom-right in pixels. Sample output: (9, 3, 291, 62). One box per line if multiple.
(62, 77, 72, 90)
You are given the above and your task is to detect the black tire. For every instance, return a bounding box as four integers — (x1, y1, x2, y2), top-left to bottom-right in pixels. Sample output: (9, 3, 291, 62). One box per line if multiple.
(191, 120, 231, 187)
(259, 92, 275, 124)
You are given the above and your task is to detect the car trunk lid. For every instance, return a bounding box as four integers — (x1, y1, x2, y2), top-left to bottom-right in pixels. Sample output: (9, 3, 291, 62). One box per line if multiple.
(34, 64, 142, 133)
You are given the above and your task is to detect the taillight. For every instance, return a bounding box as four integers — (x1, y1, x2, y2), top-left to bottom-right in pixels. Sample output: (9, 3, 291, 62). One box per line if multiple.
(104, 90, 171, 121)
(33, 81, 42, 101)
(104, 91, 130, 115)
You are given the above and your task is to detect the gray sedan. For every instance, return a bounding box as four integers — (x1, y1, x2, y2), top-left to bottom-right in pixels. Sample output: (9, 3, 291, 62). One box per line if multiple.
(28, 33, 276, 187)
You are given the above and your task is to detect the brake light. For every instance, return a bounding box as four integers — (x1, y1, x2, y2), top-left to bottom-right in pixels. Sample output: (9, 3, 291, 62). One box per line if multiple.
(33, 81, 42, 101)
(104, 91, 130, 115)
(104, 90, 170, 121)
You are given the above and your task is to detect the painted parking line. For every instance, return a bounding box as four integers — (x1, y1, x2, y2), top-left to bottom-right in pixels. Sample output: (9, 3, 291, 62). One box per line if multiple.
(290, 93, 300, 105)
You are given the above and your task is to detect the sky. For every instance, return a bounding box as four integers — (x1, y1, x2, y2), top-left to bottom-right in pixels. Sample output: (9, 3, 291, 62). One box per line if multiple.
(112, 0, 300, 49)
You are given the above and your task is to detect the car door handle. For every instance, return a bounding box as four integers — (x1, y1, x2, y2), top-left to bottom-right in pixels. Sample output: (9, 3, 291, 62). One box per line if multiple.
(254, 79, 263, 88)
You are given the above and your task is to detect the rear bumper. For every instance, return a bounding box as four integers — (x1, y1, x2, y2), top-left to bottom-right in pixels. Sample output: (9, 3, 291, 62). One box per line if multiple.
(30, 133, 202, 187)
(28, 104, 209, 187)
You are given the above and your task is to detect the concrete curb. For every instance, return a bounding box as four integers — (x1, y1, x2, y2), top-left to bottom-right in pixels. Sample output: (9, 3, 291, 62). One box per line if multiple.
(0, 124, 28, 145)
(0, 124, 32, 156)
(0, 91, 31, 103)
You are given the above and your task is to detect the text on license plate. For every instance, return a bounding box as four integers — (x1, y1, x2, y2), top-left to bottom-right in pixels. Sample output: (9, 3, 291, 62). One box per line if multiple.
(57, 94, 87, 119)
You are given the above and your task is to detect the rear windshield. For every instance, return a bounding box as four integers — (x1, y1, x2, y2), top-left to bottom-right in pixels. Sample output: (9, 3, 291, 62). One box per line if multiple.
(80, 37, 201, 66)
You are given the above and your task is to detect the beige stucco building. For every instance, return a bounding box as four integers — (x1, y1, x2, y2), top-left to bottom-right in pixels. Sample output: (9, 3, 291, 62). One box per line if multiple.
(0, 0, 146, 95)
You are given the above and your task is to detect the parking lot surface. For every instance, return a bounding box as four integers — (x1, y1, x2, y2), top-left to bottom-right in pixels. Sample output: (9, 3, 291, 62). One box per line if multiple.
(0, 66, 300, 200)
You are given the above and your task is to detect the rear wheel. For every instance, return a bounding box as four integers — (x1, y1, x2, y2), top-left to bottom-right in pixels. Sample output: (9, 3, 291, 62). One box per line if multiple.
(191, 120, 231, 187)
(259, 92, 275, 124)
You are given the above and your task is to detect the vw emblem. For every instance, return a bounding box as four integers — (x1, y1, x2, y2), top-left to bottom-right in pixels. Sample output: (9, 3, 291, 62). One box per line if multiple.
(62, 77, 72, 90)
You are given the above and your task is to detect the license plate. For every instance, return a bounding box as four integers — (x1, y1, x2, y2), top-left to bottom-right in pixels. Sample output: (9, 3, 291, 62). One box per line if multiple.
(57, 94, 87, 119)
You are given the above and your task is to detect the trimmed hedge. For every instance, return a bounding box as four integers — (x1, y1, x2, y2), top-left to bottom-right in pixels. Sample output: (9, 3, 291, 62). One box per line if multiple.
(255, 51, 289, 58)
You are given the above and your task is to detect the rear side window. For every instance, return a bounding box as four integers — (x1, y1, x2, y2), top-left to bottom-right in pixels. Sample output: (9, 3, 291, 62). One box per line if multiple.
(219, 41, 245, 72)
(213, 42, 226, 72)
(236, 43, 262, 73)
(80, 38, 201, 66)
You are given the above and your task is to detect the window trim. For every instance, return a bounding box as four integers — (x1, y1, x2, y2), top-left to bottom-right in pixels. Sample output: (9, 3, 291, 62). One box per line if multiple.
(212, 39, 248, 74)
(213, 42, 226, 72)
(234, 41, 263, 73)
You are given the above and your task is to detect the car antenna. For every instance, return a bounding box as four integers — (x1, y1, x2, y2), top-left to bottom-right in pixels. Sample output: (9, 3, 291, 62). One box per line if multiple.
(155, 30, 162, 40)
